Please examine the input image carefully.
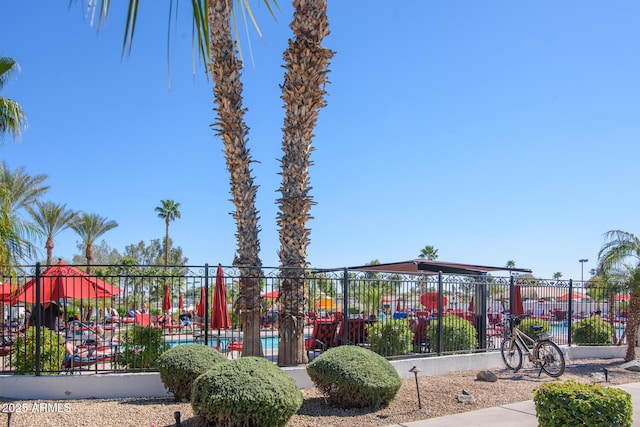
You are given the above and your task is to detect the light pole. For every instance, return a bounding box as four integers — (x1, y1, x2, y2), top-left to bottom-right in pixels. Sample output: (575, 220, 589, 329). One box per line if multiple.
(579, 259, 588, 284)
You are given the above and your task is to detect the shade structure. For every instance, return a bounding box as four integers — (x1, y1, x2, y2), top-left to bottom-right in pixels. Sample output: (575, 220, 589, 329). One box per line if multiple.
(211, 265, 230, 330)
(419, 292, 447, 311)
(512, 286, 524, 316)
(261, 290, 279, 299)
(196, 287, 206, 318)
(179, 294, 185, 310)
(162, 285, 172, 312)
(14, 261, 120, 303)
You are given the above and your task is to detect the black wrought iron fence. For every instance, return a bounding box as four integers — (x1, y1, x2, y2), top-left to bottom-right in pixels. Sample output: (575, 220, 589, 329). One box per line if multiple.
(0, 263, 630, 375)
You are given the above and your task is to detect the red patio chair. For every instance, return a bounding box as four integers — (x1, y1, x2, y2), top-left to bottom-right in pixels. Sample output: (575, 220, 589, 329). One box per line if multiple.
(333, 318, 368, 347)
(304, 319, 338, 358)
(412, 315, 430, 353)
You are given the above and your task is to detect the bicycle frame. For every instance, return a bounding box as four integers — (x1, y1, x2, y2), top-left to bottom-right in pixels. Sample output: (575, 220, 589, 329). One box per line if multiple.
(507, 326, 536, 361)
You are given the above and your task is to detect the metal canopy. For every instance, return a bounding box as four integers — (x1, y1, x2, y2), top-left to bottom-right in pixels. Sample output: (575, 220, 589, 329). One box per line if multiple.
(348, 259, 532, 275)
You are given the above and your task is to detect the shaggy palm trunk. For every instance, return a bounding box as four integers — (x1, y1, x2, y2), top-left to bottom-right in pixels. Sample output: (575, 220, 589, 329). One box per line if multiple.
(82, 244, 94, 322)
(625, 290, 640, 361)
(277, 0, 333, 366)
(45, 237, 53, 267)
(207, 0, 263, 357)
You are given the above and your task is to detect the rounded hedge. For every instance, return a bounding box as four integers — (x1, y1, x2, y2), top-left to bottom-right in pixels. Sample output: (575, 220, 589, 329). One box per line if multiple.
(367, 318, 413, 356)
(572, 316, 613, 345)
(306, 345, 402, 409)
(158, 344, 227, 402)
(191, 356, 302, 427)
(426, 314, 477, 353)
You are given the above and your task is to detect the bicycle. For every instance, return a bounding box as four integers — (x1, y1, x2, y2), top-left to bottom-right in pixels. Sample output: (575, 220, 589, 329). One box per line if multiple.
(500, 313, 565, 377)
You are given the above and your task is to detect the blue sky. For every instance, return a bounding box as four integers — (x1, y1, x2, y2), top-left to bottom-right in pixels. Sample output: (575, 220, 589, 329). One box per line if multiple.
(1, 1, 639, 280)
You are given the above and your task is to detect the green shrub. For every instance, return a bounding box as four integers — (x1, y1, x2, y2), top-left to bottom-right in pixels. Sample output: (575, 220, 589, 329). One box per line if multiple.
(426, 314, 477, 352)
(116, 326, 169, 370)
(534, 380, 632, 426)
(11, 327, 66, 374)
(572, 316, 613, 345)
(306, 345, 402, 409)
(519, 317, 552, 339)
(191, 357, 302, 427)
(367, 318, 413, 356)
(158, 344, 227, 402)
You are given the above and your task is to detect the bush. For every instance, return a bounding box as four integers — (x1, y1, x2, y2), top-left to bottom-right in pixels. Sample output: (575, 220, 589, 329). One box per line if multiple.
(11, 327, 66, 374)
(191, 357, 302, 427)
(158, 344, 227, 402)
(426, 314, 477, 352)
(519, 317, 552, 339)
(116, 326, 169, 370)
(534, 380, 632, 426)
(306, 345, 401, 409)
(367, 318, 413, 356)
(572, 316, 613, 345)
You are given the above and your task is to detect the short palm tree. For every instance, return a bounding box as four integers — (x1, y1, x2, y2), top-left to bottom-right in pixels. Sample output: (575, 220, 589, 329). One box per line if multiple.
(154, 199, 181, 269)
(70, 212, 118, 274)
(598, 230, 640, 361)
(277, 0, 333, 365)
(27, 201, 77, 266)
(0, 56, 27, 142)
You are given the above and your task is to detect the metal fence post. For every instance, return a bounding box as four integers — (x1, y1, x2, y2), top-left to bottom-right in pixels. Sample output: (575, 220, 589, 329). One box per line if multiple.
(437, 271, 443, 355)
(204, 263, 209, 347)
(35, 262, 41, 376)
(568, 279, 573, 346)
(343, 267, 349, 343)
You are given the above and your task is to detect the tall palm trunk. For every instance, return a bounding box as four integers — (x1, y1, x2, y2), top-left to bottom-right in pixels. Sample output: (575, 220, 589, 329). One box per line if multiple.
(277, 0, 333, 365)
(625, 290, 640, 361)
(164, 218, 169, 269)
(45, 237, 54, 267)
(207, 0, 263, 357)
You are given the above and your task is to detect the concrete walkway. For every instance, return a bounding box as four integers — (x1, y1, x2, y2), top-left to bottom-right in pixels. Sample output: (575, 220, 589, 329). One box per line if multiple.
(386, 382, 640, 427)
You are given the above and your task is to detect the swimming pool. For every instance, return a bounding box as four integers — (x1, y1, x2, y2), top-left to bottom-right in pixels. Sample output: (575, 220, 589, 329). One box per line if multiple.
(169, 335, 280, 350)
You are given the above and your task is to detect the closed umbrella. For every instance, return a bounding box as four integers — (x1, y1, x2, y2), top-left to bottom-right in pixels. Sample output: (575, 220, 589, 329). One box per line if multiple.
(162, 285, 172, 312)
(179, 294, 185, 310)
(15, 261, 119, 303)
(196, 287, 206, 318)
(211, 265, 230, 330)
(512, 285, 524, 317)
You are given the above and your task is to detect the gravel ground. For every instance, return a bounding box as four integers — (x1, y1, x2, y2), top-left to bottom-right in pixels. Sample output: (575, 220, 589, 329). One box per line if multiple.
(1, 358, 638, 427)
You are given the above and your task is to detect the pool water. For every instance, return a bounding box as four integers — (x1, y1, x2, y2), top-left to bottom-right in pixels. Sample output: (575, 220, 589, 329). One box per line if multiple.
(169, 335, 279, 350)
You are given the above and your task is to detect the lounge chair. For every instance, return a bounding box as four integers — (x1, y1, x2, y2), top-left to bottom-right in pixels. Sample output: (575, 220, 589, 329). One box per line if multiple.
(412, 315, 430, 353)
(304, 318, 338, 358)
(134, 313, 151, 327)
(333, 318, 368, 347)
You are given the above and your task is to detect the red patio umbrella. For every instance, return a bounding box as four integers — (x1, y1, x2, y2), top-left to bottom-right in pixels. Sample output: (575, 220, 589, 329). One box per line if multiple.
(419, 292, 447, 312)
(0, 282, 16, 304)
(196, 287, 206, 318)
(468, 296, 475, 312)
(261, 290, 279, 299)
(211, 265, 230, 330)
(178, 294, 185, 310)
(396, 298, 401, 312)
(556, 292, 586, 302)
(615, 293, 631, 302)
(512, 285, 524, 317)
(162, 285, 172, 312)
(14, 261, 120, 303)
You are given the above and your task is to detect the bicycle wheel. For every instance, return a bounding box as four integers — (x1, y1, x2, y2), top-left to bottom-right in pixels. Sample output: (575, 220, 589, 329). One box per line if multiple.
(501, 338, 523, 371)
(535, 340, 565, 377)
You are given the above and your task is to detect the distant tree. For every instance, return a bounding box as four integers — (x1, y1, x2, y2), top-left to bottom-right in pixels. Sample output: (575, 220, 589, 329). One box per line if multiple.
(154, 200, 181, 269)
(70, 213, 118, 274)
(418, 246, 438, 260)
(552, 272, 563, 280)
(28, 201, 76, 266)
(598, 230, 640, 361)
(0, 56, 27, 142)
(505, 260, 516, 269)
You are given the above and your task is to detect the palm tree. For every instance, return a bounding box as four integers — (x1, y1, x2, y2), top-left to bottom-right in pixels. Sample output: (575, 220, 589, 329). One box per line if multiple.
(419, 245, 439, 260)
(0, 56, 27, 142)
(27, 201, 77, 266)
(154, 199, 181, 269)
(598, 230, 640, 361)
(553, 272, 562, 279)
(0, 163, 49, 269)
(277, 0, 333, 365)
(70, 212, 118, 274)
